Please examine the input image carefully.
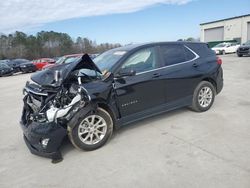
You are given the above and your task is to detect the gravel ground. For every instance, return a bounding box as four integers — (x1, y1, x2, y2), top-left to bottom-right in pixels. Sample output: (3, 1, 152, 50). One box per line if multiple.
(0, 54, 250, 188)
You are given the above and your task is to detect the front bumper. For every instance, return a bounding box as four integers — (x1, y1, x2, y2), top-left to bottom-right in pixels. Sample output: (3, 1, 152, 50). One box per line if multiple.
(237, 49, 250, 55)
(20, 118, 67, 159)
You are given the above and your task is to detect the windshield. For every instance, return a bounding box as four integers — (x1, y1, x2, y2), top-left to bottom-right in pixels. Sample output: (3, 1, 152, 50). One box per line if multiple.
(55, 57, 65, 64)
(93, 49, 127, 72)
(56, 56, 81, 65)
(0, 63, 9, 68)
(214, 43, 228, 47)
(244, 40, 250, 45)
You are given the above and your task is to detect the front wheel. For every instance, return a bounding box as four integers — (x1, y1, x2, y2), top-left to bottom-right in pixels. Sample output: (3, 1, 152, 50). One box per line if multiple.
(237, 53, 243, 57)
(68, 108, 113, 151)
(190, 81, 216, 112)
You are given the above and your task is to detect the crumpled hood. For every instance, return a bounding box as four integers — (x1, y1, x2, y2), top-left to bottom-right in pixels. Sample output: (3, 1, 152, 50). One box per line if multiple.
(31, 54, 102, 87)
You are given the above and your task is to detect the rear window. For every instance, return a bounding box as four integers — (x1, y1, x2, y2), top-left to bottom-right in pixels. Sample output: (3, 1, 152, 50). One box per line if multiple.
(159, 44, 186, 66)
(186, 43, 214, 57)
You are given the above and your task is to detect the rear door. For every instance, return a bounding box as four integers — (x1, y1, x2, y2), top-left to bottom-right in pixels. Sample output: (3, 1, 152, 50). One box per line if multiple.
(158, 44, 201, 103)
(114, 46, 165, 117)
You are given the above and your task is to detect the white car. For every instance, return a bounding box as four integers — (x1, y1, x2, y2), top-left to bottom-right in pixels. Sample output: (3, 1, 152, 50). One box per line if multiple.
(212, 42, 240, 55)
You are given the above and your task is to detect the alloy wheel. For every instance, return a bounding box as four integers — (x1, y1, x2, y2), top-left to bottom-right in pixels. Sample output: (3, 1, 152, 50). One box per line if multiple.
(198, 86, 213, 108)
(78, 115, 107, 145)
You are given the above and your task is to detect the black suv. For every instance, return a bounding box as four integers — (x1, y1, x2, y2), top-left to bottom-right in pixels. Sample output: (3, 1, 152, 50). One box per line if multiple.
(237, 40, 250, 57)
(20, 42, 223, 162)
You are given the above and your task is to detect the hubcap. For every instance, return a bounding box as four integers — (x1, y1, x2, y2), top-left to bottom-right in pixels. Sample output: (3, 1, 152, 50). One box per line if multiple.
(198, 86, 213, 108)
(78, 115, 107, 145)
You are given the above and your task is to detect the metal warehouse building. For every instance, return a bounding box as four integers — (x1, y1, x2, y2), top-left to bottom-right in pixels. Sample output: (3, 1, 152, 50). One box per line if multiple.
(200, 14, 250, 44)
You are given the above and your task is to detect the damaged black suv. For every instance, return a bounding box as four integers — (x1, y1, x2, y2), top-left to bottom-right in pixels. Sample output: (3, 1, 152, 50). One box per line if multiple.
(20, 42, 223, 162)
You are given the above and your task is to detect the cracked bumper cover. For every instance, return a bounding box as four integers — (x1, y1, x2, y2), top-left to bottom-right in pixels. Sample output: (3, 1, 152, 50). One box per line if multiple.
(20, 119, 67, 159)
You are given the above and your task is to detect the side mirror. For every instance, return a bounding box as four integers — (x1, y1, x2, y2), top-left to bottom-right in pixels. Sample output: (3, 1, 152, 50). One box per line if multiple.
(116, 69, 136, 78)
(54, 70, 62, 84)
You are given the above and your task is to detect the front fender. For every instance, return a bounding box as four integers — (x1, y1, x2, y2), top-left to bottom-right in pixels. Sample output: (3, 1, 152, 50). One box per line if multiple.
(67, 103, 97, 129)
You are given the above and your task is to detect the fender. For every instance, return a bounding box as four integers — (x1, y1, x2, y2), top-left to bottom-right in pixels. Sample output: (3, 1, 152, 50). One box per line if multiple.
(67, 102, 97, 129)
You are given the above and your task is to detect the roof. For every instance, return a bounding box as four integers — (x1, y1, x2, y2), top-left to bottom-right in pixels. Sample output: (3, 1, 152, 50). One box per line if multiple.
(113, 41, 204, 51)
(200, 14, 250, 26)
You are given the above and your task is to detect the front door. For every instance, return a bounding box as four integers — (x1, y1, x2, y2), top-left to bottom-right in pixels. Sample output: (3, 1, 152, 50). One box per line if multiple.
(114, 47, 165, 117)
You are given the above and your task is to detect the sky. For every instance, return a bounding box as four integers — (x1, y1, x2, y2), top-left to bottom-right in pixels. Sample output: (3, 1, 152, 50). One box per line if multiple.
(0, 0, 250, 44)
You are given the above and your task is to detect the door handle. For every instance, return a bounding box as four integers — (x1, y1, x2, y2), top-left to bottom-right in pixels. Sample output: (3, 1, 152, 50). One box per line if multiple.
(192, 63, 199, 68)
(152, 73, 161, 78)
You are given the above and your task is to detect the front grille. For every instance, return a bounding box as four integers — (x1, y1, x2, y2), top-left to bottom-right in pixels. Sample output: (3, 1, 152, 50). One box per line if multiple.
(239, 47, 249, 51)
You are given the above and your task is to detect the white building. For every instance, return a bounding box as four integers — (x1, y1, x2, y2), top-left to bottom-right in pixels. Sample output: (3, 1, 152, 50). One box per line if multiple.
(200, 14, 250, 44)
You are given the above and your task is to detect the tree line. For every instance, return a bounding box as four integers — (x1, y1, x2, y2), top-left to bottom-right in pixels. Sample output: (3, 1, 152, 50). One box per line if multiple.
(0, 31, 121, 60)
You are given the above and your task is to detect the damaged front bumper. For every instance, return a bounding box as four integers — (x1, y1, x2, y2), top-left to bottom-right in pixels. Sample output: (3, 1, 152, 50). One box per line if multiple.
(20, 118, 67, 160)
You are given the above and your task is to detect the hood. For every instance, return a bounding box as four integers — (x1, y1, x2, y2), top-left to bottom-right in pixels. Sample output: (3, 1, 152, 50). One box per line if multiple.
(31, 54, 102, 87)
(239, 44, 250, 48)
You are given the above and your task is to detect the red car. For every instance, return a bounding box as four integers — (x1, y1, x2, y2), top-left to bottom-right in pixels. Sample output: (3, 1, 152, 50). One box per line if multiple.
(42, 54, 83, 70)
(32, 58, 56, 70)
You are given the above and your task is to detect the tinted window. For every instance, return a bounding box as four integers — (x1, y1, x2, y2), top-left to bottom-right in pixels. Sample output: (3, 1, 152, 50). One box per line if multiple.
(160, 45, 186, 66)
(121, 47, 156, 73)
(184, 47, 195, 61)
(186, 43, 213, 57)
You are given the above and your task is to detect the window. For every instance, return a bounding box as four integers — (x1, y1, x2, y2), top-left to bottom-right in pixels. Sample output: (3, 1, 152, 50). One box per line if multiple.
(160, 44, 186, 66)
(94, 49, 126, 72)
(184, 46, 195, 61)
(121, 47, 156, 73)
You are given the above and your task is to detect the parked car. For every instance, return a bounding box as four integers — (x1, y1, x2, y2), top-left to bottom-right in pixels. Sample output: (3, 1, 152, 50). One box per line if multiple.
(42, 54, 83, 70)
(0, 59, 11, 64)
(89, 54, 99, 59)
(20, 42, 223, 162)
(237, 40, 250, 57)
(212, 42, 240, 55)
(32, 58, 55, 70)
(6, 59, 30, 73)
(19, 61, 37, 73)
(0, 63, 14, 76)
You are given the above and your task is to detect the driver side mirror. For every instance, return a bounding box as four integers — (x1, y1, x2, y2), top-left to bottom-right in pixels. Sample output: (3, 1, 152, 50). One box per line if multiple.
(116, 69, 136, 78)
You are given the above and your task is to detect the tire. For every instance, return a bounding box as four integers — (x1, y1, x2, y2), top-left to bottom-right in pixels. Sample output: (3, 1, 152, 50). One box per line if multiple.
(237, 53, 242, 57)
(68, 108, 113, 151)
(222, 50, 226, 55)
(190, 81, 216, 112)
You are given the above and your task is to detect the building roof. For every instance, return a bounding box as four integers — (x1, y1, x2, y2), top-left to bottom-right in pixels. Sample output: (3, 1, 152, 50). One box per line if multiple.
(200, 14, 250, 26)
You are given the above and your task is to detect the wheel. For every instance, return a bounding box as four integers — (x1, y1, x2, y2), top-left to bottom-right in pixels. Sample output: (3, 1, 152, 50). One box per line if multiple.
(222, 50, 226, 55)
(68, 108, 113, 151)
(190, 81, 216, 112)
(237, 53, 242, 57)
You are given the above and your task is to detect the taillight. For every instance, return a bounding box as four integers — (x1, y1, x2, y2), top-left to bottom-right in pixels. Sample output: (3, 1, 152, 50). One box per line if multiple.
(217, 57, 222, 65)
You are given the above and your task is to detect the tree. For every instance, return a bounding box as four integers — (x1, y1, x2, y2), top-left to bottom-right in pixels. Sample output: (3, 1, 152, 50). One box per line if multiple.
(0, 31, 121, 60)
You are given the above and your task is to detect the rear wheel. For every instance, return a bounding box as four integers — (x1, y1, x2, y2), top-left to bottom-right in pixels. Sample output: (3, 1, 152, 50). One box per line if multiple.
(191, 81, 216, 112)
(68, 108, 113, 151)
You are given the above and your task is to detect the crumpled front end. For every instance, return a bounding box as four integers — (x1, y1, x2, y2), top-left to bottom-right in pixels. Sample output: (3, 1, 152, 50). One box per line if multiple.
(20, 81, 89, 162)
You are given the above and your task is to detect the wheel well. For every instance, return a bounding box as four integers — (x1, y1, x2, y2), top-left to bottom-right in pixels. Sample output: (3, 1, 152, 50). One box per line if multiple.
(202, 78, 217, 93)
(97, 103, 116, 125)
